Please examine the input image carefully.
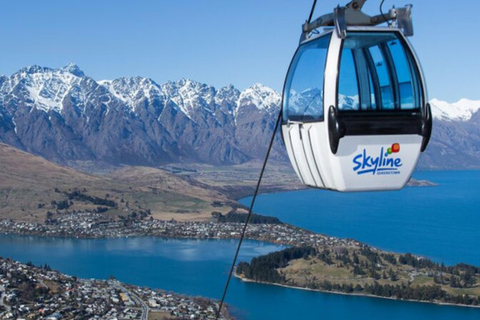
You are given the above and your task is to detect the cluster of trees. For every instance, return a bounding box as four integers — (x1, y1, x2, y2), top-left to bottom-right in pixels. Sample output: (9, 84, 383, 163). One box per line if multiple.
(211, 211, 282, 224)
(66, 191, 116, 207)
(310, 281, 479, 306)
(46, 188, 120, 219)
(318, 249, 334, 265)
(397, 254, 478, 288)
(117, 210, 152, 225)
(381, 253, 397, 265)
(0, 265, 51, 303)
(330, 246, 389, 280)
(341, 247, 478, 289)
(17, 281, 50, 302)
(51, 199, 71, 210)
(398, 253, 437, 269)
(236, 247, 316, 283)
(128, 210, 151, 220)
(319, 246, 478, 289)
(237, 245, 480, 306)
(50, 200, 114, 212)
(433, 268, 477, 288)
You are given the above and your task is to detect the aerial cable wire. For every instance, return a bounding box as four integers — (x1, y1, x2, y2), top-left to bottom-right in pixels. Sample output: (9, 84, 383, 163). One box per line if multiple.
(307, 0, 318, 24)
(215, 1, 317, 317)
(215, 110, 283, 320)
(379, 0, 390, 26)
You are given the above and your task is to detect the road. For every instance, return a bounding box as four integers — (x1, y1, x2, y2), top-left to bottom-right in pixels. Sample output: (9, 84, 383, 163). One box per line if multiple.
(110, 280, 149, 320)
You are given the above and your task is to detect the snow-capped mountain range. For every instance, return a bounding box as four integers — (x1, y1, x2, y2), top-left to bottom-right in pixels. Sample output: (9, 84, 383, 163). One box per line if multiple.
(0, 64, 478, 169)
(430, 98, 480, 122)
(0, 63, 283, 166)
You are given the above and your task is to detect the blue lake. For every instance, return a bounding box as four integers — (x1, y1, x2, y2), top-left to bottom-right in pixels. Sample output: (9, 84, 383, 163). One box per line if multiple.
(241, 170, 480, 266)
(0, 170, 479, 319)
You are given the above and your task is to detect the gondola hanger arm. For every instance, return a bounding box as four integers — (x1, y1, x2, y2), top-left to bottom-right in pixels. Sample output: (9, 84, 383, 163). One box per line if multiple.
(301, 0, 413, 41)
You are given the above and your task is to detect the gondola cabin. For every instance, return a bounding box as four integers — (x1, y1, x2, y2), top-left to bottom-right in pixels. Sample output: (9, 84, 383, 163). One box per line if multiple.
(281, 20, 432, 191)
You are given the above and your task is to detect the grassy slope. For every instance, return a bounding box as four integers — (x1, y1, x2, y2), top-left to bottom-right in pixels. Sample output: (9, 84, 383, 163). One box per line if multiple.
(1, 141, 435, 224)
(159, 160, 305, 199)
(0, 143, 235, 223)
(279, 246, 480, 299)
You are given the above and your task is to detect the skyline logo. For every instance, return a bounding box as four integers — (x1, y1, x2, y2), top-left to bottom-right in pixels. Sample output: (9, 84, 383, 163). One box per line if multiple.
(352, 143, 403, 175)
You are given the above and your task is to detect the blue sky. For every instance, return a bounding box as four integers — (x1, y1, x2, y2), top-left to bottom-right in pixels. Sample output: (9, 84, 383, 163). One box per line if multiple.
(0, 0, 478, 103)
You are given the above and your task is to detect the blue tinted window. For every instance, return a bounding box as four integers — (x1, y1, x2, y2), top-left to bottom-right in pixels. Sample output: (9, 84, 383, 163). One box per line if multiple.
(369, 45, 394, 110)
(283, 34, 331, 122)
(339, 31, 422, 112)
(338, 49, 360, 110)
(387, 40, 416, 109)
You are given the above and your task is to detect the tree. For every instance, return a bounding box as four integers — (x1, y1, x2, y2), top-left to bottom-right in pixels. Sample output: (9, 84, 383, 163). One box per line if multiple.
(389, 269, 398, 281)
(353, 265, 365, 276)
(462, 269, 477, 288)
(449, 276, 459, 288)
(353, 252, 360, 264)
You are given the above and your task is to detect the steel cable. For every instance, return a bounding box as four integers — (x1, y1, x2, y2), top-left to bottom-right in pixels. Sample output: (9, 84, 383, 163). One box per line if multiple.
(308, 0, 318, 24)
(215, 110, 283, 320)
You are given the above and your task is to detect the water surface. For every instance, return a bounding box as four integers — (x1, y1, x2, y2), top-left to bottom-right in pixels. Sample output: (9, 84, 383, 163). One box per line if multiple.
(242, 170, 480, 266)
(1, 171, 479, 319)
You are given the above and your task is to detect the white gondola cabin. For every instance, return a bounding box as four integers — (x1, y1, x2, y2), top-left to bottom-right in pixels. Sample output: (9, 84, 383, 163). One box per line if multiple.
(281, 2, 432, 191)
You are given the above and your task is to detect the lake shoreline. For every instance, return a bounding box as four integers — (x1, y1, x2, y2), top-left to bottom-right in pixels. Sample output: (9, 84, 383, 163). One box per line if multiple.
(234, 273, 480, 309)
(2, 170, 479, 313)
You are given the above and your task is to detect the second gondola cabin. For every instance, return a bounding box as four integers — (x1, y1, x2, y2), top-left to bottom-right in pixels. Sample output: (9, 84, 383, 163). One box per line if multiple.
(281, 6, 432, 192)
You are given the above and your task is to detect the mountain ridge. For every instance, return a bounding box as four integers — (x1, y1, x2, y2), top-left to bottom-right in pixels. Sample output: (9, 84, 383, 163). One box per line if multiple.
(0, 64, 478, 170)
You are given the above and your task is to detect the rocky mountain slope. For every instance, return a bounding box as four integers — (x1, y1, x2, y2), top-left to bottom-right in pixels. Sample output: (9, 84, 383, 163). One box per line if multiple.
(420, 99, 480, 169)
(0, 64, 282, 167)
(0, 64, 478, 170)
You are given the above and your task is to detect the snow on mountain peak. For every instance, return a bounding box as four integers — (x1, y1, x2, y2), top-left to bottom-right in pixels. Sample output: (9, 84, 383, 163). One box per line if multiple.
(159, 79, 217, 118)
(7, 64, 87, 113)
(10, 63, 479, 125)
(2, 64, 295, 123)
(215, 84, 240, 104)
(99, 76, 164, 111)
(16, 65, 54, 76)
(238, 83, 280, 111)
(61, 63, 85, 77)
(430, 98, 480, 121)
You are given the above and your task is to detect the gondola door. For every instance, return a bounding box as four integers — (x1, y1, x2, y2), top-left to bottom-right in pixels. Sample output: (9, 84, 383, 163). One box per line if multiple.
(328, 28, 427, 191)
(282, 31, 334, 189)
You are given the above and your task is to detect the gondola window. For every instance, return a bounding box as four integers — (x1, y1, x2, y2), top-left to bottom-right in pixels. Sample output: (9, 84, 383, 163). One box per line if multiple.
(283, 34, 331, 122)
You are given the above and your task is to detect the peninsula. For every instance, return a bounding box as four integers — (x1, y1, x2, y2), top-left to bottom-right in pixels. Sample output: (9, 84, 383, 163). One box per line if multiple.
(236, 245, 480, 307)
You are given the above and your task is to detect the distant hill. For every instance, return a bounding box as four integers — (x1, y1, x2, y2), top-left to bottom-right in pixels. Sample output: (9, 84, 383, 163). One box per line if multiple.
(0, 143, 236, 223)
(0, 141, 100, 188)
(0, 64, 478, 170)
(419, 99, 480, 169)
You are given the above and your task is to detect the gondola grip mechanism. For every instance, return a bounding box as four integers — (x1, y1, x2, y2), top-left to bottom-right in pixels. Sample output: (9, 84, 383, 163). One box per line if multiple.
(334, 6, 347, 39)
(301, 0, 414, 40)
(395, 5, 414, 36)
